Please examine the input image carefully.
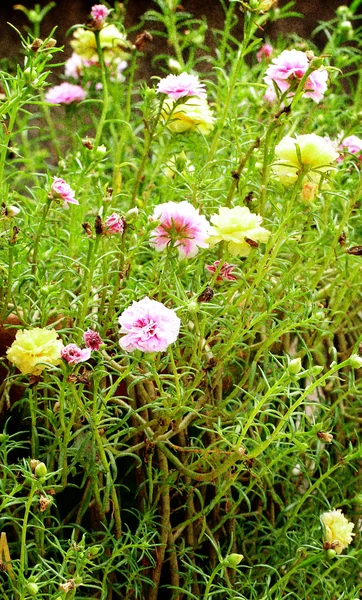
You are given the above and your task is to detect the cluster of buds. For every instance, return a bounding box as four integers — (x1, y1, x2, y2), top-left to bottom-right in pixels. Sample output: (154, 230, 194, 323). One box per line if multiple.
(29, 37, 57, 52)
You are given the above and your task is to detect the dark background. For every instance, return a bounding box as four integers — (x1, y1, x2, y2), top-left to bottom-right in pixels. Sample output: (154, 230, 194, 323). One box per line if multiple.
(0, 1, 353, 71)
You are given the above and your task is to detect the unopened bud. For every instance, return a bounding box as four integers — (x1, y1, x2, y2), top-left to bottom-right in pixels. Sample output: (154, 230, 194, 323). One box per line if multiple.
(168, 58, 182, 72)
(339, 20, 353, 31)
(30, 459, 40, 471)
(88, 544, 103, 557)
(5, 205, 20, 217)
(310, 365, 324, 377)
(288, 357, 302, 375)
(94, 144, 107, 158)
(326, 548, 336, 560)
(188, 300, 199, 313)
(350, 354, 362, 369)
(223, 553, 244, 567)
(125, 207, 139, 221)
(134, 30, 153, 52)
(336, 5, 351, 19)
(35, 462, 47, 478)
(23, 67, 37, 83)
(310, 57, 324, 70)
(26, 582, 39, 596)
(317, 431, 333, 443)
(44, 38, 57, 48)
(30, 38, 43, 51)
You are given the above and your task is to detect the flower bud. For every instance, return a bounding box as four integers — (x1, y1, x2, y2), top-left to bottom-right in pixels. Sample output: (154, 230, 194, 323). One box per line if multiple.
(168, 58, 182, 72)
(23, 67, 37, 83)
(223, 553, 244, 567)
(26, 582, 39, 596)
(310, 365, 324, 377)
(317, 431, 333, 443)
(339, 20, 353, 32)
(336, 5, 351, 18)
(35, 462, 47, 478)
(94, 144, 107, 158)
(350, 354, 362, 369)
(125, 207, 139, 221)
(188, 300, 199, 313)
(288, 357, 302, 375)
(326, 548, 336, 560)
(88, 544, 103, 557)
(7, 205, 21, 217)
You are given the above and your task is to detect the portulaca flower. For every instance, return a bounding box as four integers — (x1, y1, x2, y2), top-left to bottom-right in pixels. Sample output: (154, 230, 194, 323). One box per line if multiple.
(118, 297, 181, 353)
(207, 206, 270, 257)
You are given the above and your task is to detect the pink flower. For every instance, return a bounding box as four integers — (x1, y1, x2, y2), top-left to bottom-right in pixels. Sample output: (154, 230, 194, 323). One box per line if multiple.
(61, 344, 91, 364)
(263, 86, 279, 104)
(257, 43, 273, 62)
(264, 49, 328, 103)
(338, 135, 362, 162)
(65, 53, 84, 79)
(118, 297, 180, 353)
(150, 201, 209, 259)
(51, 177, 78, 208)
(45, 82, 87, 105)
(205, 260, 237, 282)
(105, 213, 125, 235)
(83, 329, 103, 351)
(157, 72, 206, 100)
(91, 4, 111, 28)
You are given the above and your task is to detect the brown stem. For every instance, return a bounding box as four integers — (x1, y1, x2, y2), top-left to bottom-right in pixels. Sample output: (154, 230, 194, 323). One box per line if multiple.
(148, 448, 171, 600)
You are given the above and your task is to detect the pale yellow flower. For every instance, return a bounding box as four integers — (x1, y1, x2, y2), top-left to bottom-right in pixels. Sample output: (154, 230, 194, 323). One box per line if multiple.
(162, 97, 215, 135)
(6, 328, 64, 376)
(320, 509, 355, 554)
(207, 206, 271, 257)
(70, 25, 130, 62)
(273, 133, 339, 187)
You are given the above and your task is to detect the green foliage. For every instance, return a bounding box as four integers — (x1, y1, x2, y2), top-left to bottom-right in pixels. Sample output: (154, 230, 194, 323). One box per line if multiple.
(1, 1, 362, 599)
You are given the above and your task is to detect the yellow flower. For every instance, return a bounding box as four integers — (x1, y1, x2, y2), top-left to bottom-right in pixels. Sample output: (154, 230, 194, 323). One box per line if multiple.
(207, 206, 271, 257)
(273, 133, 339, 187)
(6, 327, 64, 376)
(162, 97, 215, 135)
(70, 25, 130, 62)
(320, 509, 355, 554)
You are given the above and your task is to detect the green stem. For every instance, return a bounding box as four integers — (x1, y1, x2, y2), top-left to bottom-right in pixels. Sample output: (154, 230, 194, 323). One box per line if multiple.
(202, 562, 224, 600)
(31, 198, 52, 275)
(76, 234, 101, 332)
(19, 481, 37, 575)
(94, 30, 109, 147)
(0, 233, 15, 321)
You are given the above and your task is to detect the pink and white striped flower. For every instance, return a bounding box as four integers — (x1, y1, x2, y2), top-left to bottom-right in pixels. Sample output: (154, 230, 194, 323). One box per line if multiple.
(61, 344, 91, 364)
(149, 201, 209, 259)
(205, 260, 238, 282)
(264, 49, 328, 103)
(157, 72, 206, 100)
(105, 213, 125, 235)
(118, 297, 180, 353)
(51, 177, 78, 208)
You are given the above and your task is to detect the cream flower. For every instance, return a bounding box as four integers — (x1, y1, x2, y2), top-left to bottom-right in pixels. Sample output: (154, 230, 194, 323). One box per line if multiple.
(162, 97, 215, 135)
(207, 206, 271, 257)
(6, 328, 64, 376)
(274, 133, 339, 187)
(70, 25, 130, 62)
(320, 509, 355, 554)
